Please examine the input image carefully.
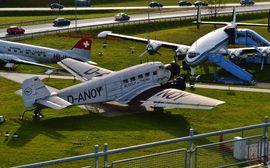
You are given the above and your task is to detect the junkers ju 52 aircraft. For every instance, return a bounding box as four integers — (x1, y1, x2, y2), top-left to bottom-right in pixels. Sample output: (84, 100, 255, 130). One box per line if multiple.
(98, 8, 270, 86)
(0, 37, 92, 69)
(21, 58, 224, 119)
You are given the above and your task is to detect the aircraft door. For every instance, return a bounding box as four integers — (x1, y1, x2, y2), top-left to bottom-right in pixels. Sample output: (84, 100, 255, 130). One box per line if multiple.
(106, 79, 122, 99)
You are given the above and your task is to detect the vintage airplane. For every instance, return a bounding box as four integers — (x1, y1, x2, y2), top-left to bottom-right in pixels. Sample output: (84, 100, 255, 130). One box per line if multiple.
(97, 8, 270, 85)
(21, 58, 224, 119)
(0, 37, 92, 69)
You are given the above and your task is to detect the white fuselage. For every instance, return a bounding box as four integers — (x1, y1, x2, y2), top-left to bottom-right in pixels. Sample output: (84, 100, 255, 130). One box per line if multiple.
(0, 40, 75, 63)
(185, 26, 230, 67)
(57, 62, 171, 105)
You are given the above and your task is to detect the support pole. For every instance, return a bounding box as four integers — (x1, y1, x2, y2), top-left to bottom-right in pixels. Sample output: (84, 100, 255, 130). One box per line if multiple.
(103, 143, 108, 168)
(189, 128, 194, 168)
(268, 10, 270, 33)
(94, 145, 99, 168)
(263, 116, 269, 167)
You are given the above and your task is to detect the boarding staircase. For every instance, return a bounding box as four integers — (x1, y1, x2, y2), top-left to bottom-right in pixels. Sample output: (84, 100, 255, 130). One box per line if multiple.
(208, 53, 255, 84)
(207, 29, 270, 84)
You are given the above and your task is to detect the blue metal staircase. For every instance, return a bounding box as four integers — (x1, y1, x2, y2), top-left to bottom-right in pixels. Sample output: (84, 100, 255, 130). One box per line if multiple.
(236, 29, 270, 47)
(208, 53, 255, 84)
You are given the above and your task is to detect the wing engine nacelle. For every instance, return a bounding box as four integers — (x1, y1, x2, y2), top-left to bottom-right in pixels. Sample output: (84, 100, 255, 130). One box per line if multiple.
(167, 76, 186, 91)
(164, 62, 181, 80)
(229, 49, 243, 58)
(259, 47, 270, 57)
(146, 41, 162, 55)
(174, 47, 188, 61)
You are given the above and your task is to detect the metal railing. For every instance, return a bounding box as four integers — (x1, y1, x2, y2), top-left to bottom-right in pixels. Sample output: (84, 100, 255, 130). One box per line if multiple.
(2, 8, 269, 41)
(14, 116, 270, 168)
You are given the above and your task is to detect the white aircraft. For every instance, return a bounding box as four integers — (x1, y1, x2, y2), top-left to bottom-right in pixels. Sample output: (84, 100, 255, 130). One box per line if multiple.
(21, 58, 224, 119)
(97, 8, 270, 85)
(0, 37, 92, 69)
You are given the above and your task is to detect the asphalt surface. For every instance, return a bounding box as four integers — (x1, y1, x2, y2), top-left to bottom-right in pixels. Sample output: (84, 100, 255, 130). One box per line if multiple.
(1, 4, 270, 39)
(0, 2, 269, 11)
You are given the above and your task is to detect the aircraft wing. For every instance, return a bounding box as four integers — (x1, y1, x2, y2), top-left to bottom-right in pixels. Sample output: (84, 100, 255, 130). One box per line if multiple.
(58, 58, 113, 81)
(226, 46, 270, 56)
(36, 95, 72, 110)
(98, 31, 190, 50)
(13, 58, 54, 69)
(141, 88, 225, 110)
(0, 53, 54, 68)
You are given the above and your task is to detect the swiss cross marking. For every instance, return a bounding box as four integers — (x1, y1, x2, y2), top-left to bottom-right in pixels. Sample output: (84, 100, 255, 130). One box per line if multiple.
(83, 41, 90, 48)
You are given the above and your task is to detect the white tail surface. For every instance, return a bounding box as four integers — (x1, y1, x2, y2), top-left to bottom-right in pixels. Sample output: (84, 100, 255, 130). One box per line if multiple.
(66, 37, 92, 61)
(22, 77, 51, 108)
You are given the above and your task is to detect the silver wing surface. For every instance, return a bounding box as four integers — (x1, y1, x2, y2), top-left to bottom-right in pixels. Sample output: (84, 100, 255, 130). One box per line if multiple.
(141, 88, 225, 110)
(58, 58, 113, 81)
(98, 31, 190, 50)
(225, 46, 270, 56)
(36, 96, 72, 110)
(194, 21, 268, 27)
(0, 53, 54, 68)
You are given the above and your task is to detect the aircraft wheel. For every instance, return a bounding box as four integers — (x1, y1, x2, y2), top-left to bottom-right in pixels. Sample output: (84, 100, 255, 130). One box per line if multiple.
(153, 107, 164, 113)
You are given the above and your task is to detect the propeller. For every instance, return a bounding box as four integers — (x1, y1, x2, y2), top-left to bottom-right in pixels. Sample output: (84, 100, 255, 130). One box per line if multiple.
(138, 37, 162, 58)
(255, 47, 270, 71)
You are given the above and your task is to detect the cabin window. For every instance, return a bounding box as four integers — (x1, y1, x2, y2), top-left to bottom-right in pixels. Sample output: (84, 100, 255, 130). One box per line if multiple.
(123, 79, 128, 83)
(38, 54, 41, 56)
(138, 74, 143, 79)
(20, 51, 23, 53)
(7, 49, 11, 52)
(153, 71, 157, 75)
(145, 72, 150, 77)
(130, 77, 136, 81)
(14, 50, 17, 52)
(26, 52, 29, 55)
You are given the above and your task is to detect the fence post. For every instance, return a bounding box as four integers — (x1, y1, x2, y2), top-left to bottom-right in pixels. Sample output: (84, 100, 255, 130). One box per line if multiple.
(263, 116, 269, 167)
(189, 128, 194, 168)
(94, 144, 99, 168)
(104, 143, 108, 168)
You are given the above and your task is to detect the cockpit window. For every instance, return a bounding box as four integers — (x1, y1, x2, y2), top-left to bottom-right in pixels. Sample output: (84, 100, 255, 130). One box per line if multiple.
(188, 52, 199, 58)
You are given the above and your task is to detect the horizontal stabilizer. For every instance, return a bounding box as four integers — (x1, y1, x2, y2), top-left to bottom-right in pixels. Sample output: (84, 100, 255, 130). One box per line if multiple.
(58, 58, 112, 81)
(37, 96, 72, 110)
(98, 31, 188, 50)
(14, 58, 54, 69)
(141, 89, 224, 110)
(194, 21, 268, 27)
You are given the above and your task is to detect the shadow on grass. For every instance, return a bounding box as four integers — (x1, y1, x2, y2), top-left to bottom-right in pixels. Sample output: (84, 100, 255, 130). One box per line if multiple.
(6, 109, 210, 147)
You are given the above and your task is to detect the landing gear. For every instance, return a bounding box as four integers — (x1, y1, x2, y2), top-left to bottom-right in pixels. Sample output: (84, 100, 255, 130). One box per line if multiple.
(33, 108, 44, 120)
(153, 107, 164, 113)
(21, 107, 44, 120)
(189, 75, 200, 89)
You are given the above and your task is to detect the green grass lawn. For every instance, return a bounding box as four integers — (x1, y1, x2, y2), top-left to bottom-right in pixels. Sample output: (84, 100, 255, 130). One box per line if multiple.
(1, 14, 270, 167)
(1, 74, 270, 167)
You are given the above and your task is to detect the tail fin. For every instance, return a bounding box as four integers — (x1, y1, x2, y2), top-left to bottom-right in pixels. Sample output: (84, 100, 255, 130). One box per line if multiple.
(66, 37, 92, 62)
(22, 77, 51, 108)
(22, 77, 71, 110)
(232, 7, 236, 24)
